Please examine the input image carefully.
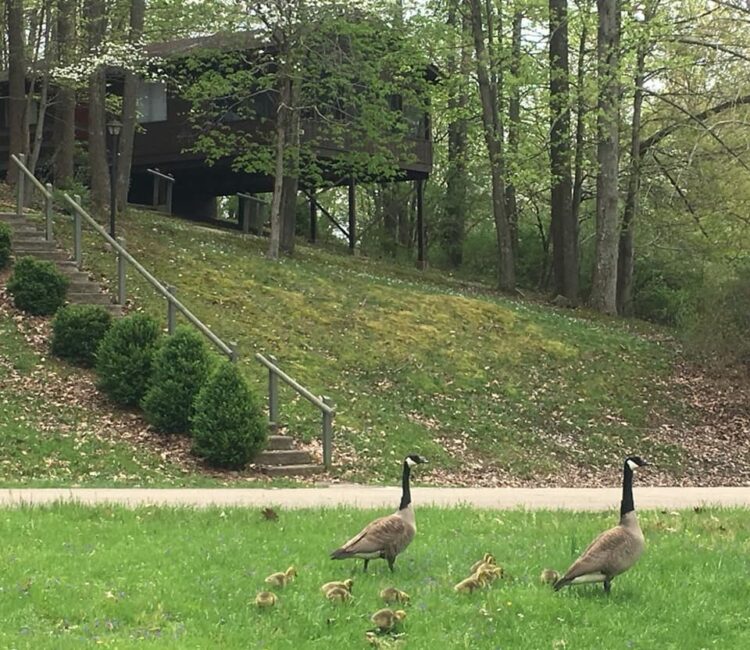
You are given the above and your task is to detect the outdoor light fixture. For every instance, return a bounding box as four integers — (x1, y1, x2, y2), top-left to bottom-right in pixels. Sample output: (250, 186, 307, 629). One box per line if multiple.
(107, 119, 123, 237)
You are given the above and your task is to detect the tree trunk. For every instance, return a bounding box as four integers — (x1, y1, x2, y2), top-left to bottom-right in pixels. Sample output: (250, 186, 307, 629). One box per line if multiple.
(467, 0, 515, 291)
(267, 75, 290, 260)
(280, 73, 301, 255)
(117, 0, 146, 212)
(590, 0, 620, 315)
(617, 9, 649, 316)
(7, 0, 26, 185)
(86, 0, 109, 212)
(572, 15, 588, 234)
(549, 0, 579, 303)
(505, 10, 522, 259)
(53, 0, 76, 186)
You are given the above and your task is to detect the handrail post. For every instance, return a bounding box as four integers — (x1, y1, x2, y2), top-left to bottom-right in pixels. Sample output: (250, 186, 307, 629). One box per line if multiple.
(117, 236, 126, 305)
(166, 284, 176, 334)
(73, 194, 82, 268)
(152, 175, 159, 208)
(322, 396, 333, 471)
(165, 178, 173, 215)
(44, 183, 53, 241)
(229, 341, 238, 363)
(268, 354, 279, 429)
(16, 153, 25, 216)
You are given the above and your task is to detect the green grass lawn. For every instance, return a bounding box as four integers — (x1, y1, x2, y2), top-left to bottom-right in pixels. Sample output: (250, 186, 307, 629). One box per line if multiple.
(0, 505, 748, 649)
(40, 206, 687, 483)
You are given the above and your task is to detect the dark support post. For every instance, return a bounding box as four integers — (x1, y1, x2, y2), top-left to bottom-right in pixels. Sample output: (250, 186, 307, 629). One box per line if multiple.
(348, 179, 356, 252)
(322, 396, 334, 471)
(166, 284, 176, 334)
(268, 354, 279, 430)
(165, 179, 173, 215)
(107, 120, 122, 237)
(117, 236, 126, 305)
(416, 178, 425, 269)
(309, 191, 317, 243)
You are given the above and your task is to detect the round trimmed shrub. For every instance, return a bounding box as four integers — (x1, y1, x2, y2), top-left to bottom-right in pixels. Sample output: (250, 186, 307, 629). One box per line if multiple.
(141, 327, 213, 434)
(51, 304, 113, 367)
(95, 313, 162, 406)
(6, 256, 69, 315)
(0, 222, 11, 270)
(191, 360, 266, 469)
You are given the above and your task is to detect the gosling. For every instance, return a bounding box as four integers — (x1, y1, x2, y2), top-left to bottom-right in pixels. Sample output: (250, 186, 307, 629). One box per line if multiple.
(470, 553, 496, 573)
(320, 579, 354, 595)
(264, 566, 297, 588)
(371, 608, 407, 632)
(254, 591, 277, 608)
(325, 585, 352, 602)
(379, 587, 410, 604)
(540, 568, 560, 585)
(454, 576, 484, 593)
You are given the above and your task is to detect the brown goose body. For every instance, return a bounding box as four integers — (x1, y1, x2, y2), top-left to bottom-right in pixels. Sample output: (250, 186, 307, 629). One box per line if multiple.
(554, 456, 648, 594)
(330, 455, 425, 572)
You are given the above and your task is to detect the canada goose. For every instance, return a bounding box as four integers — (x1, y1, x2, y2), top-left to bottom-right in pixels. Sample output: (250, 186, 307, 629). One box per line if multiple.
(320, 579, 354, 595)
(254, 591, 277, 607)
(264, 566, 297, 587)
(454, 575, 484, 593)
(371, 608, 407, 632)
(470, 553, 496, 573)
(379, 587, 410, 604)
(540, 568, 560, 585)
(325, 585, 352, 602)
(554, 456, 649, 594)
(330, 454, 427, 572)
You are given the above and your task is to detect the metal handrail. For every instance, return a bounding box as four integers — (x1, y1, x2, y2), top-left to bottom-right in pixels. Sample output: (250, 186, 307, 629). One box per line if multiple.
(11, 154, 52, 200)
(12, 153, 55, 240)
(255, 352, 336, 469)
(237, 192, 269, 205)
(61, 192, 235, 360)
(146, 168, 174, 182)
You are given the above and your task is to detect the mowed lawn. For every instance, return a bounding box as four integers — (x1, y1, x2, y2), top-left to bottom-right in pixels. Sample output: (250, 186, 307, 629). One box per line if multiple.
(1, 505, 748, 648)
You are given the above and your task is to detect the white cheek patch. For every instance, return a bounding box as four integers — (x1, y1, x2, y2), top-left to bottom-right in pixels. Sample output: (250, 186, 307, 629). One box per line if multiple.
(627, 459, 638, 471)
(406, 457, 417, 468)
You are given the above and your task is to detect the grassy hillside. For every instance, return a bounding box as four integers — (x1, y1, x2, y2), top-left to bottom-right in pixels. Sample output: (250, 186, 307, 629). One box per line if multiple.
(43, 207, 688, 484)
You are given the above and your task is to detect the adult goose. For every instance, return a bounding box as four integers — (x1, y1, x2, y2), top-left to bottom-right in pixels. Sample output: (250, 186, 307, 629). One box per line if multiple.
(554, 455, 649, 594)
(330, 454, 427, 572)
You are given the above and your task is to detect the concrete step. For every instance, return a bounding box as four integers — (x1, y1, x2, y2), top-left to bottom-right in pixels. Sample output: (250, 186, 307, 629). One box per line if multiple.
(68, 280, 101, 293)
(67, 292, 112, 305)
(254, 449, 312, 466)
(260, 463, 325, 478)
(13, 250, 70, 262)
(12, 240, 59, 252)
(267, 435, 295, 451)
(5, 223, 42, 235)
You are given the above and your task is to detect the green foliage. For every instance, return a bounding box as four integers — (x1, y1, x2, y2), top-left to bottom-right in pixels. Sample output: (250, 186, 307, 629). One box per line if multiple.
(191, 360, 266, 469)
(51, 305, 113, 367)
(141, 327, 214, 434)
(95, 313, 162, 406)
(6, 257, 69, 316)
(680, 261, 750, 366)
(0, 222, 11, 270)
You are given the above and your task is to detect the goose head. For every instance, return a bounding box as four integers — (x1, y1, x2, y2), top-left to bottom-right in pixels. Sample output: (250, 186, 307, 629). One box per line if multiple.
(625, 456, 649, 471)
(405, 454, 428, 468)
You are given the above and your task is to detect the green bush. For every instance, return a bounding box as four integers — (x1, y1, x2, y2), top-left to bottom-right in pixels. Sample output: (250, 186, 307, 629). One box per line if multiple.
(141, 327, 213, 434)
(95, 313, 162, 406)
(0, 222, 11, 270)
(7, 256, 69, 315)
(51, 305, 113, 367)
(191, 360, 266, 469)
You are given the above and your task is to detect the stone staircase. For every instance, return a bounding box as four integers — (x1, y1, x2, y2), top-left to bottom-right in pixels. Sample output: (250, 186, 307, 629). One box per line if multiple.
(255, 433, 324, 477)
(1, 211, 122, 316)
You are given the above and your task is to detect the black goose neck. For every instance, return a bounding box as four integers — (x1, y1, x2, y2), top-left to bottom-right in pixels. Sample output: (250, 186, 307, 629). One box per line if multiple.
(399, 461, 412, 511)
(620, 462, 635, 517)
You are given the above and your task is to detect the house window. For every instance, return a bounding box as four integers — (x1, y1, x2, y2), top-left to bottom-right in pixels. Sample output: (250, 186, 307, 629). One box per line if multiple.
(137, 81, 167, 123)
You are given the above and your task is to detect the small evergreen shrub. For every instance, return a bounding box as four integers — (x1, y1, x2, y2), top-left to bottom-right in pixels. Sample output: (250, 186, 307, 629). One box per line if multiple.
(51, 304, 113, 367)
(0, 222, 11, 270)
(7, 256, 69, 315)
(95, 313, 162, 406)
(141, 327, 213, 434)
(191, 360, 266, 469)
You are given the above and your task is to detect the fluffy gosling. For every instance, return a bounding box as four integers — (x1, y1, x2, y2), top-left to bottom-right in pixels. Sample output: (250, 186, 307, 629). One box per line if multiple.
(540, 568, 560, 585)
(379, 587, 410, 605)
(254, 591, 277, 608)
(325, 585, 352, 603)
(264, 566, 297, 588)
(371, 608, 407, 632)
(320, 579, 354, 595)
(454, 576, 484, 593)
(470, 553, 496, 573)
(474, 564, 503, 585)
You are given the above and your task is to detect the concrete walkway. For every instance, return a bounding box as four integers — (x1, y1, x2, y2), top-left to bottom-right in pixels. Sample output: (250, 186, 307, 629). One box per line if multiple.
(1, 487, 750, 510)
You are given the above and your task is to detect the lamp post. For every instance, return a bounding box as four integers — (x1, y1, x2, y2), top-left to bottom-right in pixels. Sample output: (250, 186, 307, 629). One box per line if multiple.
(107, 119, 122, 237)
